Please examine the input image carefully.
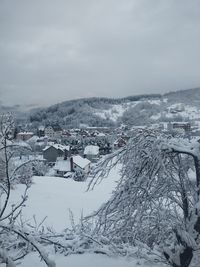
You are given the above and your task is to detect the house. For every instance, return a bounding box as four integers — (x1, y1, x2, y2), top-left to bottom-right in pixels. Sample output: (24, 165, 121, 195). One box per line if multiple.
(79, 129, 90, 138)
(16, 132, 34, 141)
(44, 125, 62, 140)
(113, 137, 127, 149)
(43, 144, 70, 163)
(38, 126, 45, 137)
(167, 122, 191, 134)
(54, 160, 71, 177)
(172, 122, 191, 132)
(62, 130, 71, 139)
(33, 136, 49, 152)
(71, 155, 91, 175)
(169, 103, 184, 114)
(84, 145, 100, 162)
(54, 155, 91, 178)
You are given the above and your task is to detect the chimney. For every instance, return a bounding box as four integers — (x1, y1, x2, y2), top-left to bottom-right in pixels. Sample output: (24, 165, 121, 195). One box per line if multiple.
(70, 157, 74, 172)
(44, 137, 48, 146)
(64, 150, 67, 160)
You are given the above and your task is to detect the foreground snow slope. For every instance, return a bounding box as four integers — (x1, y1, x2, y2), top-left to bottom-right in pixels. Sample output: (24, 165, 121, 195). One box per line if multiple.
(19, 252, 160, 267)
(5, 166, 165, 267)
(10, 167, 120, 231)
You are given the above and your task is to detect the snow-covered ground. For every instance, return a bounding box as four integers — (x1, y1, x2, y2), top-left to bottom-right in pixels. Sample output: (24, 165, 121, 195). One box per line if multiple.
(94, 98, 200, 124)
(95, 99, 162, 122)
(19, 252, 157, 267)
(166, 104, 200, 119)
(10, 167, 119, 231)
(95, 104, 131, 122)
(5, 167, 164, 267)
(151, 102, 200, 121)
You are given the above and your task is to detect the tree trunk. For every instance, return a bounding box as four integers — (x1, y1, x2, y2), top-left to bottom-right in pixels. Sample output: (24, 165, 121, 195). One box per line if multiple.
(179, 247, 193, 267)
(164, 246, 193, 267)
(193, 157, 200, 234)
(194, 156, 200, 197)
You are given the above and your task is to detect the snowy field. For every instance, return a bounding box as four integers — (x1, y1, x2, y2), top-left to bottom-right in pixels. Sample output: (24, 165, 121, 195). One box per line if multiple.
(5, 167, 164, 267)
(19, 252, 157, 267)
(10, 167, 119, 231)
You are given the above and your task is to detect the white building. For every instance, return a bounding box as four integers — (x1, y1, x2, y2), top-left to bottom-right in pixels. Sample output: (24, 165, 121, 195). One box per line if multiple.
(44, 125, 62, 140)
(71, 155, 91, 174)
(84, 145, 100, 161)
(53, 155, 91, 178)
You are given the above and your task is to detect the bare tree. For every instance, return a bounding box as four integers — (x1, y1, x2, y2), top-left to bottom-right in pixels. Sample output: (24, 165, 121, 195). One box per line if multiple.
(0, 114, 55, 267)
(88, 129, 200, 267)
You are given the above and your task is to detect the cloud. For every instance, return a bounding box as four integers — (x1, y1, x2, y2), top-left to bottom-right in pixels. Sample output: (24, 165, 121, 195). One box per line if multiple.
(0, 0, 200, 106)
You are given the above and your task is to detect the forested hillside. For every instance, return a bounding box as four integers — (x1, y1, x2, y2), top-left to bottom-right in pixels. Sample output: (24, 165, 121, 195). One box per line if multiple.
(29, 94, 161, 128)
(28, 88, 200, 128)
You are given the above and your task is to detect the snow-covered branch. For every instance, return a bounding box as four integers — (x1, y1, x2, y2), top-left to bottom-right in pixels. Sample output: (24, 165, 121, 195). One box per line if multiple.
(88, 129, 200, 267)
(0, 114, 56, 267)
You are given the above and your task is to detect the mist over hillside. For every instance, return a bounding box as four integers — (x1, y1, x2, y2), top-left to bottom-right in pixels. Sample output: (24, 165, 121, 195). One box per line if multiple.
(22, 87, 200, 128)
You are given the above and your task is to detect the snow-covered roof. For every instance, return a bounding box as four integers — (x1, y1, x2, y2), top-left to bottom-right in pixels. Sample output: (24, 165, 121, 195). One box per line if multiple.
(17, 132, 34, 135)
(38, 126, 45, 131)
(47, 142, 55, 146)
(43, 144, 70, 152)
(37, 136, 48, 141)
(131, 125, 146, 130)
(43, 146, 50, 151)
(54, 160, 71, 172)
(84, 145, 99, 155)
(113, 137, 126, 145)
(97, 132, 106, 137)
(27, 135, 39, 143)
(13, 140, 31, 149)
(73, 155, 91, 169)
(53, 144, 70, 151)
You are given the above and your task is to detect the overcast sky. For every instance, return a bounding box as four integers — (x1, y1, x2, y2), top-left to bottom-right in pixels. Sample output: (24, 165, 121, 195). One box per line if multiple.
(0, 0, 200, 107)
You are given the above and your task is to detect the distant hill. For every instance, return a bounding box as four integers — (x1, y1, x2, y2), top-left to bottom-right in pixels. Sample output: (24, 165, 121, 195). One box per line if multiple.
(28, 87, 200, 129)
(29, 94, 162, 128)
(164, 87, 200, 106)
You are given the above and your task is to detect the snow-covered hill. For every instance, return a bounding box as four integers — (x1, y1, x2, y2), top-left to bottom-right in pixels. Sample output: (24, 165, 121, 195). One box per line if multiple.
(151, 102, 200, 121)
(95, 103, 133, 122)
(28, 87, 200, 128)
(94, 99, 163, 122)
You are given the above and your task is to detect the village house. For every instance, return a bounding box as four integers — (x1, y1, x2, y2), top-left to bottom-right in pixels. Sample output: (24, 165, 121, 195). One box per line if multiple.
(38, 126, 45, 137)
(43, 144, 70, 163)
(167, 122, 191, 134)
(61, 130, 71, 139)
(71, 155, 91, 175)
(79, 129, 90, 138)
(84, 145, 100, 162)
(54, 160, 71, 177)
(169, 103, 184, 114)
(113, 137, 127, 149)
(44, 125, 63, 140)
(172, 122, 191, 132)
(89, 130, 106, 138)
(16, 131, 34, 141)
(53, 155, 91, 178)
